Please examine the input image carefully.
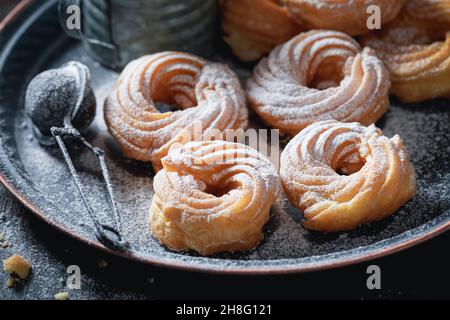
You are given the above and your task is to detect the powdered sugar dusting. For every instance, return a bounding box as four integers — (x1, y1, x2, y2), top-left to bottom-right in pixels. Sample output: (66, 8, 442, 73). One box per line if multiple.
(280, 120, 416, 231)
(104, 52, 248, 170)
(247, 30, 390, 136)
(10, 41, 450, 268)
(150, 140, 280, 255)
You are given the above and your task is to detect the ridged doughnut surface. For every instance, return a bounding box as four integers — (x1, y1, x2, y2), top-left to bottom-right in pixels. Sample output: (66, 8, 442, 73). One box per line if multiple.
(104, 52, 248, 171)
(247, 30, 390, 136)
(361, 1, 450, 102)
(150, 141, 281, 255)
(280, 120, 416, 232)
(403, 0, 450, 32)
(220, 0, 303, 62)
(363, 32, 450, 103)
(283, 0, 405, 36)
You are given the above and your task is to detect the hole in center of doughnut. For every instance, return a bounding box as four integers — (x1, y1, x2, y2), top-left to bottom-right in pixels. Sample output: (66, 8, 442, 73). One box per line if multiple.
(307, 57, 346, 90)
(155, 102, 180, 113)
(151, 76, 198, 112)
(205, 182, 238, 198)
(335, 162, 365, 176)
(334, 152, 366, 176)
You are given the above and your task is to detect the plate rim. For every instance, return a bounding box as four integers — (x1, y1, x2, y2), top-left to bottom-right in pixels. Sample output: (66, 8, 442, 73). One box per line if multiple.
(0, 0, 449, 275)
(1, 172, 449, 275)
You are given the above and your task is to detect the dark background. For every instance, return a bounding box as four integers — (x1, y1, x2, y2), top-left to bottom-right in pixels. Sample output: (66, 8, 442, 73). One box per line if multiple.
(0, 1, 17, 20)
(0, 0, 449, 300)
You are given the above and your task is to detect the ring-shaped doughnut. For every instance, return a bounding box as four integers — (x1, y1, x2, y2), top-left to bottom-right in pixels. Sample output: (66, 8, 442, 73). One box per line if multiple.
(150, 140, 281, 255)
(247, 30, 390, 136)
(280, 120, 416, 232)
(104, 52, 248, 171)
(283, 0, 405, 36)
(220, 0, 303, 62)
(361, 1, 450, 102)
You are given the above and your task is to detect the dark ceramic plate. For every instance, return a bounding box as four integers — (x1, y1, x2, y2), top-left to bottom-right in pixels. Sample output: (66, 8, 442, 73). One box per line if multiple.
(0, 0, 449, 274)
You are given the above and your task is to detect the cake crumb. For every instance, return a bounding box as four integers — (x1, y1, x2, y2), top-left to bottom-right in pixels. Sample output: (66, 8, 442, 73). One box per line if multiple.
(98, 260, 108, 269)
(6, 277, 14, 288)
(3, 254, 31, 279)
(54, 292, 70, 300)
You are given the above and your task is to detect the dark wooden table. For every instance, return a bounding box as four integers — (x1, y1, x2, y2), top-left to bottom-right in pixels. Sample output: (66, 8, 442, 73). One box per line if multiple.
(1, 1, 449, 300)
